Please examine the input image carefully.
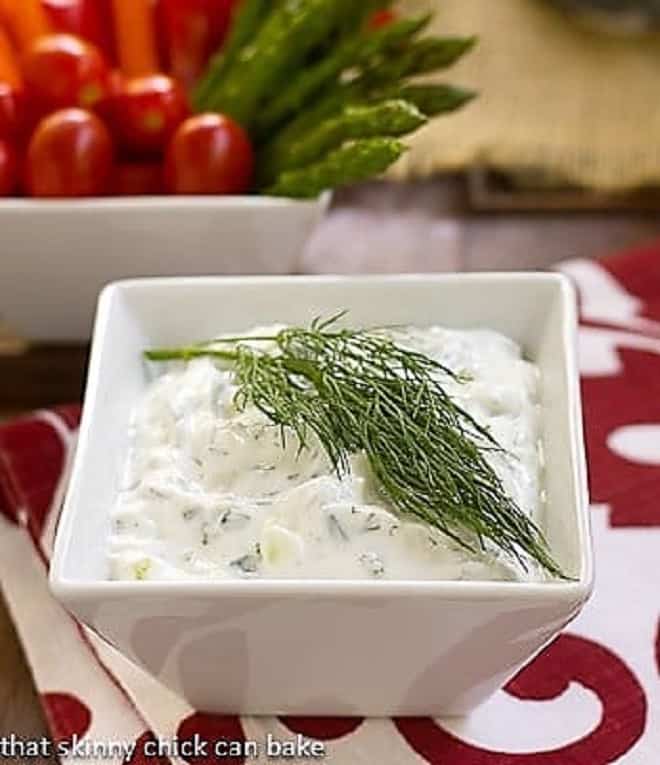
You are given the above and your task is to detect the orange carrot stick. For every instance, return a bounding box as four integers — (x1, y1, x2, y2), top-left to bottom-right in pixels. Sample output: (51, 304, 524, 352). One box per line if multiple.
(0, 26, 21, 86)
(0, 0, 51, 51)
(112, 0, 159, 77)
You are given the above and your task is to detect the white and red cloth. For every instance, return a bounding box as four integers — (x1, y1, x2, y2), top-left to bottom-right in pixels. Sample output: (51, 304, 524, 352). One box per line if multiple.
(1, 245, 659, 764)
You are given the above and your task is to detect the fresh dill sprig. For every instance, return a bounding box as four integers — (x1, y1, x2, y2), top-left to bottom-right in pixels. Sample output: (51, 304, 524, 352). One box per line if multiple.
(145, 315, 566, 578)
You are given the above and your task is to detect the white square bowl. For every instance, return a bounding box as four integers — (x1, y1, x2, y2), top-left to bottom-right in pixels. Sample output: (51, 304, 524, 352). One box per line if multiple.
(50, 273, 593, 717)
(0, 195, 327, 342)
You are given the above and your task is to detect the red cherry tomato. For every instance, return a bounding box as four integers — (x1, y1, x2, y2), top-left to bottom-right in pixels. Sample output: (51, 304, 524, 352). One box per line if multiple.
(0, 84, 27, 141)
(158, 0, 235, 91)
(112, 161, 164, 195)
(108, 69, 124, 97)
(41, 0, 116, 62)
(94, 68, 124, 124)
(42, 0, 87, 33)
(22, 34, 112, 114)
(26, 108, 114, 197)
(165, 113, 253, 194)
(0, 140, 18, 195)
(369, 9, 398, 29)
(111, 75, 189, 156)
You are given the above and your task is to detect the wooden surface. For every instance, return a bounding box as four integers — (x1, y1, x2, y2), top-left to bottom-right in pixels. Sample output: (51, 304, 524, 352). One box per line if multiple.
(2, 176, 660, 755)
(303, 178, 660, 274)
(0, 344, 88, 412)
(467, 168, 660, 212)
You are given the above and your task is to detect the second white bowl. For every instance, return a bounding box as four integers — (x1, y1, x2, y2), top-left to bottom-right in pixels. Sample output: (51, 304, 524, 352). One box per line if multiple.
(0, 195, 328, 342)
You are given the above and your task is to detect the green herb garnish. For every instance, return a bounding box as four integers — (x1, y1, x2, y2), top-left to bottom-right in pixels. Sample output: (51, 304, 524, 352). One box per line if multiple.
(144, 316, 565, 578)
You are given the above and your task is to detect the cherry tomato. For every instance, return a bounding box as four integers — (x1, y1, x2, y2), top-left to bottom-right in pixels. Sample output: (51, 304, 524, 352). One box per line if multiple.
(165, 113, 254, 194)
(42, 0, 87, 32)
(41, 0, 116, 61)
(94, 68, 123, 123)
(0, 140, 18, 195)
(111, 75, 189, 156)
(22, 34, 112, 114)
(112, 161, 164, 195)
(158, 0, 235, 91)
(0, 84, 27, 141)
(108, 69, 124, 97)
(26, 108, 114, 197)
(369, 9, 398, 29)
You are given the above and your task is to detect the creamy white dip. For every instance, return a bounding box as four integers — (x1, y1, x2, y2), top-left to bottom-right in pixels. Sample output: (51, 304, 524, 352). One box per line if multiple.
(108, 326, 545, 583)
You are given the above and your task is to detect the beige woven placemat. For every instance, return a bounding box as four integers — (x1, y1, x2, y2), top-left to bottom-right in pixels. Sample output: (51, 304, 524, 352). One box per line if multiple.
(395, 0, 660, 191)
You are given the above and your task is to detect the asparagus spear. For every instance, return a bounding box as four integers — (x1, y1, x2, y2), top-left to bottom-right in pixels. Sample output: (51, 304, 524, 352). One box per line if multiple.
(362, 36, 477, 86)
(205, 0, 354, 128)
(260, 100, 426, 184)
(371, 84, 476, 117)
(266, 36, 476, 150)
(265, 138, 406, 198)
(262, 77, 370, 162)
(193, 0, 272, 112)
(255, 15, 431, 135)
(261, 83, 475, 191)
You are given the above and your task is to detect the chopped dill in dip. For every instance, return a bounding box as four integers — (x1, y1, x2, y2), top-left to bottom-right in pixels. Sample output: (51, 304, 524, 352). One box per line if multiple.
(108, 325, 549, 583)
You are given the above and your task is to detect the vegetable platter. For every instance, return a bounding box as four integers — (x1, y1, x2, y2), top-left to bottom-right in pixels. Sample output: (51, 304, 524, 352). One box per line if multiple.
(0, 0, 477, 199)
(0, 0, 476, 342)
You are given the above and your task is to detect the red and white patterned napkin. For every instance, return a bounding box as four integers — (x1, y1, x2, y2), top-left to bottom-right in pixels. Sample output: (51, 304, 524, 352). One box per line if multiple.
(1, 246, 659, 764)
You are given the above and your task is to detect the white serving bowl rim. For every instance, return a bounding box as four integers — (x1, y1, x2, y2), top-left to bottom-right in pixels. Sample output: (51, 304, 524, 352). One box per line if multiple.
(0, 193, 326, 211)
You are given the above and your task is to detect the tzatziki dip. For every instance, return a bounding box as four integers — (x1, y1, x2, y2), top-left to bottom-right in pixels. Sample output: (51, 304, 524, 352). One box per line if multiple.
(108, 325, 546, 583)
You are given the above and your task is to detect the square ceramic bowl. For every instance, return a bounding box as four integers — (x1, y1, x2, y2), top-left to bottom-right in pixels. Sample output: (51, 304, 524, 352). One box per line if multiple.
(0, 195, 327, 342)
(50, 273, 593, 717)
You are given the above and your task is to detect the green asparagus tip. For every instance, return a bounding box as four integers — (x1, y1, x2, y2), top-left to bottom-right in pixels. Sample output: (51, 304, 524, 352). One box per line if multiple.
(265, 137, 406, 198)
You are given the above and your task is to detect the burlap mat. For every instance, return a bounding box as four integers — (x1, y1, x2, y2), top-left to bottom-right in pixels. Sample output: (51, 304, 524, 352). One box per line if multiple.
(395, 0, 660, 190)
